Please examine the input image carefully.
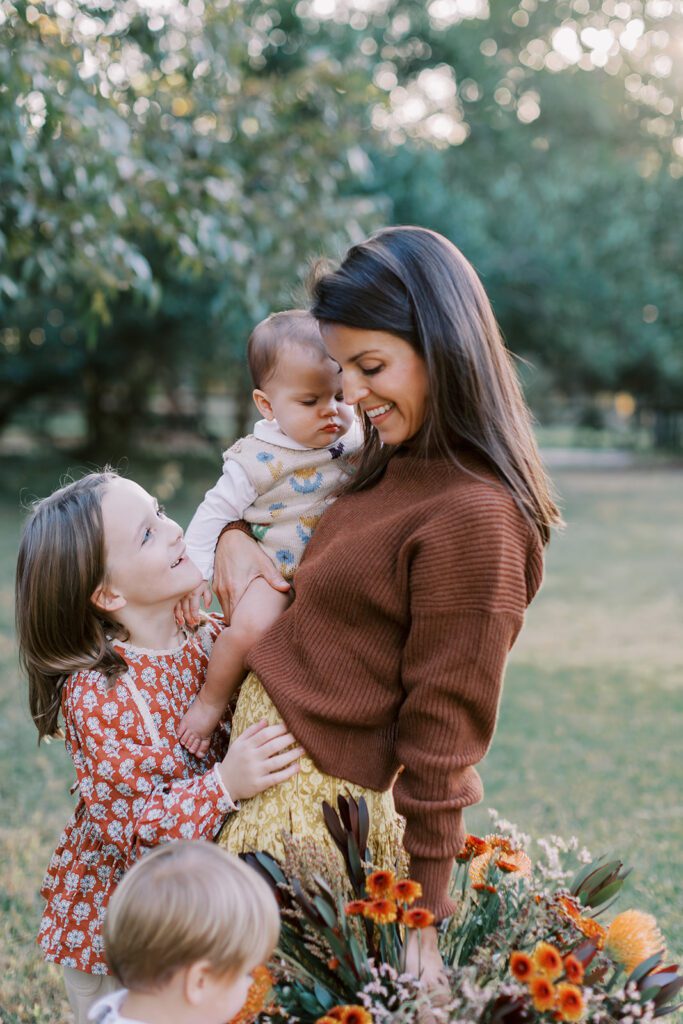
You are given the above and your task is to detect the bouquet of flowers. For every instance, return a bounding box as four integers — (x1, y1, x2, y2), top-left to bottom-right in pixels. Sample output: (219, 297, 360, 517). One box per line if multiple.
(240, 797, 681, 1024)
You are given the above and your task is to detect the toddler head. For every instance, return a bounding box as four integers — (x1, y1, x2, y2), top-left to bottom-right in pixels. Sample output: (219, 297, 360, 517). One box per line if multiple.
(16, 470, 202, 739)
(247, 309, 354, 447)
(104, 842, 279, 1022)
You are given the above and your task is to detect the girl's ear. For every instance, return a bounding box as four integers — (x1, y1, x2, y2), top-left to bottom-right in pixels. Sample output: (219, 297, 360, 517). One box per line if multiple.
(91, 584, 126, 613)
(252, 388, 275, 421)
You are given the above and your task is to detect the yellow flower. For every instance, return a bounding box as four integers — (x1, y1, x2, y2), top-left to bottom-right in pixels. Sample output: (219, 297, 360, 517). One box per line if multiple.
(363, 898, 398, 924)
(556, 982, 586, 1022)
(606, 910, 666, 974)
(530, 976, 556, 1013)
(341, 1008, 373, 1024)
(366, 869, 396, 898)
(533, 941, 564, 981)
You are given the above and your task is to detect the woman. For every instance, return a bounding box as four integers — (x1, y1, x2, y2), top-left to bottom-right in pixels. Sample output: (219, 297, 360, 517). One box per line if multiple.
(214, 226, 560, 980)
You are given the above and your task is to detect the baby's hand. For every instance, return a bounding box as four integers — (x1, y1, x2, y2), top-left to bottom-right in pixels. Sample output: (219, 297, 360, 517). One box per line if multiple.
(219, 720, 302, 802)
(175, 580, 212, 628)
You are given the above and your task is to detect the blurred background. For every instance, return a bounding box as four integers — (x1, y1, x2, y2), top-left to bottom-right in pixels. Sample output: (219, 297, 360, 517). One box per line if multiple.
(1, 1, 682, 1021)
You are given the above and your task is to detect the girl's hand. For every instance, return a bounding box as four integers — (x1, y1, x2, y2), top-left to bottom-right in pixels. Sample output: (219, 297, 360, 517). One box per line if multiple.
(220, 720, 302, 801)
(174, 580, 212, 629)
(213, 528, 289, 624)
(405, 925, 448, 991)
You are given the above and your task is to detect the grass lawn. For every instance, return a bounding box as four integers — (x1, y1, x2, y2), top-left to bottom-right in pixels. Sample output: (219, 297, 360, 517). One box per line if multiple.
(0, 453, 681, 1022)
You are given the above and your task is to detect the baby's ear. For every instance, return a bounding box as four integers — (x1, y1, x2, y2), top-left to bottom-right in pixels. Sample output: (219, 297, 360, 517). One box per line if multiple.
(91, 584, 126, 613)
(252, 388, 274, 421)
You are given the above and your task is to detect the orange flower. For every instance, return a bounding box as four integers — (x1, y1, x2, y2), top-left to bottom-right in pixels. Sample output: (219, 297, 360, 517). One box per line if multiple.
(510, 951, 534, 983)
(345, 900, 368, 916)
(314, 1018, 339, 1024)
(472, 883, 497, 894)
(530, 976, 556, 1013)
(456, 834, 491, 860)
(487, 834, 514, 855)
(563, 955, 584, 985)
(575, 916, 606, 950)
(556, 895, 582, 922)
(403, 908, 435, 929)
(325, 1010, 346, 1022)
(366, 870, 396, 898)
(341, 1008, 372, 1024)
(556, 982, 586, 1022)
(327, 957, 340, 970)
(533, 941, 564, 981)
(363, 898, 398, 924)
(496, 850, 533, 878)
(392, 879, 423, 905)
(606, 910, 666, 974)
(230, 966, 274, 1024)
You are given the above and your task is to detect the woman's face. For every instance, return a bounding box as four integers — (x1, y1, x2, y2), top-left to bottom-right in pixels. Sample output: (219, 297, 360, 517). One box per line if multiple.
(321, 325, 430, 446)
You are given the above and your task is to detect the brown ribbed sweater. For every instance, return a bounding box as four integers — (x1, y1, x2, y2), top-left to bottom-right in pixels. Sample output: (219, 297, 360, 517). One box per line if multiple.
(248, 449, 544, 919)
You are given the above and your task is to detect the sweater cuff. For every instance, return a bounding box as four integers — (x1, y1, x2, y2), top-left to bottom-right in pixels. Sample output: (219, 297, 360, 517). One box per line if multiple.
(408, 856, 459, 923)
(211, 764, 240, 812)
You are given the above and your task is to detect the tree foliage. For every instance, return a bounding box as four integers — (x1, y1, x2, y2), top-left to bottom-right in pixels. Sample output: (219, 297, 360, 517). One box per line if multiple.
(1, 0, 682, 447)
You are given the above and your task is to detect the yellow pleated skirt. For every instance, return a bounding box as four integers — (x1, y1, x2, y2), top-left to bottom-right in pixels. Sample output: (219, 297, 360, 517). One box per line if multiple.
(218, 673, 403, 873)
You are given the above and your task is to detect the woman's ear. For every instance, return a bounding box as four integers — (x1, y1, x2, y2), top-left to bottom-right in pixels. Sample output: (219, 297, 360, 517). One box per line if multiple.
(252, 389, 275, 421)
(91, 584, 126, 613)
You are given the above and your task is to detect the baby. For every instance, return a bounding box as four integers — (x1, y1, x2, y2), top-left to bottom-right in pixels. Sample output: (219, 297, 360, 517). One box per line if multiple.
(91, 841, 279, 1024)
(178, 310, 359, 755)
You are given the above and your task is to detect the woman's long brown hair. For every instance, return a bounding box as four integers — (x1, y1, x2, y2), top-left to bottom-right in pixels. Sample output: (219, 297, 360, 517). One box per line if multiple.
(15, 471, 129, 741)
(310, 226, 562, 544)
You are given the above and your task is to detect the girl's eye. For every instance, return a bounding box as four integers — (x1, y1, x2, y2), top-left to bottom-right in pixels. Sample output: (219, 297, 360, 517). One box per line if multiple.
(300, 399, 317, 406)
(142, 527, 152, 545)
(335, 392, 344, 402)
(156, 503, 166, 518)
(361, 365, 383, 376)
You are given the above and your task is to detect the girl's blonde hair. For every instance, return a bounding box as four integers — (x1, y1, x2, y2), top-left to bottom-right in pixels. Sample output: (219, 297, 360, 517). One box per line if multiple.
(104, 841, 280, 990)
(15, 470, 128, 740)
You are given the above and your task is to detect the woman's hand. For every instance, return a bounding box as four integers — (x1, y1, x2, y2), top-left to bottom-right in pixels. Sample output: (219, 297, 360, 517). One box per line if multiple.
(174, 580, 212, 629)
(219, 720, 302, 801)
(405, 925, 448, 990)
(213, 528, 290, 624)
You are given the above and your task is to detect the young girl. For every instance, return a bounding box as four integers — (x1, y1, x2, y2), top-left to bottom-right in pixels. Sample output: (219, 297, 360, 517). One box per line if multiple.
(15, 470, 301, 1024)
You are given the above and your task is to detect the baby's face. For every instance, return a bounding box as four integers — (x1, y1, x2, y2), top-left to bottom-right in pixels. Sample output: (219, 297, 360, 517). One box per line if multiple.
(256, 344, 355, 448)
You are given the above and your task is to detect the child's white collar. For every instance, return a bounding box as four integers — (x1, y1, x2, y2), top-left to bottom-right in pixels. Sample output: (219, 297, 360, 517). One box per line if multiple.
(253, 417, 362, 451)
(88, 989, 146, 1024)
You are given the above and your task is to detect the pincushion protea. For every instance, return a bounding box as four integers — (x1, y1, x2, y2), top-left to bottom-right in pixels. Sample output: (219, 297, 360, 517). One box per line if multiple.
(606, 909, 666, 974)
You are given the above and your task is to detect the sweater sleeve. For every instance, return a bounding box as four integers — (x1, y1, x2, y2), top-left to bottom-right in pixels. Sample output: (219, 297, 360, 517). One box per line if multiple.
(65, 673, 237, 869)
(393, 491, 534, 920)
(184, 460, 258, 581)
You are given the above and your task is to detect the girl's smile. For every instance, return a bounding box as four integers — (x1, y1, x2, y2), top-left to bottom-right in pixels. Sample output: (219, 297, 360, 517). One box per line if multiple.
(97, 478, 203, 636)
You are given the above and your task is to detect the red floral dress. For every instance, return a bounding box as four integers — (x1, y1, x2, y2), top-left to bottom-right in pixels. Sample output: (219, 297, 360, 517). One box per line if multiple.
(38, 617, 236, 974)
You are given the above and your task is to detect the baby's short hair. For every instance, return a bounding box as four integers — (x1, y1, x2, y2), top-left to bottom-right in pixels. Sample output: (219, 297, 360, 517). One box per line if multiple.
(104, 841, 279, 992)
(247, 309, 326, 389)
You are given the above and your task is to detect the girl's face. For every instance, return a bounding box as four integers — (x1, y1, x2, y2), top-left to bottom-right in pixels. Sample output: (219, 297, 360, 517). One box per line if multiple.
(99, 478, 202, 613)
(321, 325, 430, 446)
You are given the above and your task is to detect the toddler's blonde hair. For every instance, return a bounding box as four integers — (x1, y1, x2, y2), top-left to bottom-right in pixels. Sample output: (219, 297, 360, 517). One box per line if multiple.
(104, 841, 279, 991)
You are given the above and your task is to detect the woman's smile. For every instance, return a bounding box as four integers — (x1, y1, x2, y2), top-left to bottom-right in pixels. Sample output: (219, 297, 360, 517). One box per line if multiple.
(320, 325, 429, 446)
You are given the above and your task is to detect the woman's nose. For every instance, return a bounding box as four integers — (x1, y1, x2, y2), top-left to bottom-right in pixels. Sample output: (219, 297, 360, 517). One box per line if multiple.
(342, 376, 370, 406)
